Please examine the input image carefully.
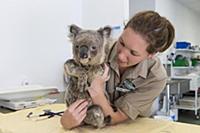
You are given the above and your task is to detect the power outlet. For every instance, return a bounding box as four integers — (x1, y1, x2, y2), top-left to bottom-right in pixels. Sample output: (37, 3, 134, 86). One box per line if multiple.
(21, 79, 29, 86)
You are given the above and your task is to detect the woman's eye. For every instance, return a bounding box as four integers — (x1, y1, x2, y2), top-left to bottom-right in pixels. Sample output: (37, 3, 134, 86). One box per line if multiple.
(120, 41, 125, 47)
(130, 52, 136, 56)
(130, 51, 139, 56)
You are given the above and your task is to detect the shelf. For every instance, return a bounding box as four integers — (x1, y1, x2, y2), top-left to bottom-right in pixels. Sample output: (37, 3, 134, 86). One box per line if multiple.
(179, 97, 200, 102)
(175, 105, 200, 110)
(0, 86, 58, 100)
(172, 66, 193, 69)
(171, 76, 192, 79)
(175, 49, 200, 53)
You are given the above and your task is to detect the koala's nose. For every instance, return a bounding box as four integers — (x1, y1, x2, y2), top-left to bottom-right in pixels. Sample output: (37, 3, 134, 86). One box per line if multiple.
(79, 45, 88, 59)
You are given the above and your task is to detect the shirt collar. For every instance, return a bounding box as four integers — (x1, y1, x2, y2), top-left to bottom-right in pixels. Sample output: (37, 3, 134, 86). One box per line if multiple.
(107, 42, 118, 74)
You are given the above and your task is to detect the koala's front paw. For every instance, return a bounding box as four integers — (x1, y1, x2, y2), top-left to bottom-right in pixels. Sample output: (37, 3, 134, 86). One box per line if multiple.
(84, 105, 109, 128)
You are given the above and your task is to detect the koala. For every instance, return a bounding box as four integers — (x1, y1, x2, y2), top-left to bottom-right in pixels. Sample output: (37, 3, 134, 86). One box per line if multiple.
(64, 24, 113, 128)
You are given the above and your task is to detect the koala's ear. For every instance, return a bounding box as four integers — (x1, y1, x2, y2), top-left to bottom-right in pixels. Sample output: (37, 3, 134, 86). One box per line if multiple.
(68, 24, 81, 39)
(98, 26, 112, 38)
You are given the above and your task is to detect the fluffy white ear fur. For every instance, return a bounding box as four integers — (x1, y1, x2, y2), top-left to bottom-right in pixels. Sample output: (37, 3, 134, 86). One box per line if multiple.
(68, 24, 82, 39)
(97, 26, 112, 38)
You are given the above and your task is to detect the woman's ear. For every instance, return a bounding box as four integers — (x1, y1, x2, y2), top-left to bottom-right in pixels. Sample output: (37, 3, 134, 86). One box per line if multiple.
(147, 53, 156, 59)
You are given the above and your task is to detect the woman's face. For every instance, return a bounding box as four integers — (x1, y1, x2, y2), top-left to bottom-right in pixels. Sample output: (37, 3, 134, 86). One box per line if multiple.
(117, 27, 153, 70)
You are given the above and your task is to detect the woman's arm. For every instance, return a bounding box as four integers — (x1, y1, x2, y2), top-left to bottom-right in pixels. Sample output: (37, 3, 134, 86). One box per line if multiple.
(89, 87, 128, 124)
(88, 64, 128, 124)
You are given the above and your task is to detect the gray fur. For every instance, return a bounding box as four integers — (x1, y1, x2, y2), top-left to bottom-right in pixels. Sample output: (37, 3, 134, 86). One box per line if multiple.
(64, 24, 113, 128)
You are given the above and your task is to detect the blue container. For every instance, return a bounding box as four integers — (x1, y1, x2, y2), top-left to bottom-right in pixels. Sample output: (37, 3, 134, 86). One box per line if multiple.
(176, 41, 191, 49)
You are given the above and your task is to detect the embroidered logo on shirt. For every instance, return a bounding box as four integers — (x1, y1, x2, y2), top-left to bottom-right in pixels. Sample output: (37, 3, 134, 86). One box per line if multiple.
(116, 79, 136, 92)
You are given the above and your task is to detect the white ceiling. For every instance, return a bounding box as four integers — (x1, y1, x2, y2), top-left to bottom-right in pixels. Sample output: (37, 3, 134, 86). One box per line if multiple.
(176, 0, 200, 14)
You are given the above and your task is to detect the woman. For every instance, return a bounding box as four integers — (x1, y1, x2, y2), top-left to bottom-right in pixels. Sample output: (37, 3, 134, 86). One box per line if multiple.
(61, 10, 175, 129)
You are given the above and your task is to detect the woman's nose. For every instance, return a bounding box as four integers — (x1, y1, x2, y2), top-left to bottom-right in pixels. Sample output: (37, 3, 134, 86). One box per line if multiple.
(118, 48, 128, 62)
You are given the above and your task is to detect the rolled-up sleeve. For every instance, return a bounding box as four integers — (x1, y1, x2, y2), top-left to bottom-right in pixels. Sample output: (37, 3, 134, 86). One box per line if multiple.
(114, 78, 167, 120)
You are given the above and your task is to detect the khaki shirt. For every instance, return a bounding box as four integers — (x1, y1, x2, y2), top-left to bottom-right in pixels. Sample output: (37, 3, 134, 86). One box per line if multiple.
(106, 42, 168, 120)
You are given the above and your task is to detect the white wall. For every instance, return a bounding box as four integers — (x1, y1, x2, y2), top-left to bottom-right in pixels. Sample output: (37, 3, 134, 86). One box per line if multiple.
(1, 0, 200, 92)
(129, 0, 155, 18)
(82, 0, 129, 29)
(155, 0, 200, 63)
(0, 0, 82, 91)
(156, 0, 200, 46)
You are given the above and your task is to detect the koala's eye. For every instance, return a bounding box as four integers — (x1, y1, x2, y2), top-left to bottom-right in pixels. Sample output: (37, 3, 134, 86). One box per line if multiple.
(75, 45, 79, 49)
(91, 46, 96, 51)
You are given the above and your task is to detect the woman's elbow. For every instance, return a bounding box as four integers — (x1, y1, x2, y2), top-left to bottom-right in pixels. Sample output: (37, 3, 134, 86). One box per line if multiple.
(110, 110, 129, 125)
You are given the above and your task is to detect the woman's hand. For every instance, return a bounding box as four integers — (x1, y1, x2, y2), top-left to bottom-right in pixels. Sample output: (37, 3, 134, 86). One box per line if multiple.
(60, 99, 88, 129)
(88, 64, 110, 98)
